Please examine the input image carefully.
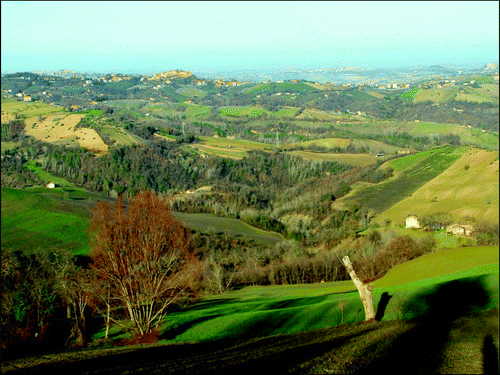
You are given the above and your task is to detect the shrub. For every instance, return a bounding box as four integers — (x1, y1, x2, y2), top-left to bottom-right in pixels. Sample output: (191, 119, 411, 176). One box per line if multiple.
(475, 221, 499, 245)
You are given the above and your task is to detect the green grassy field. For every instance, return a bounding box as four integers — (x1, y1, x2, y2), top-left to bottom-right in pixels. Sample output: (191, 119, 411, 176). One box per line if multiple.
(2, 209, 498, 374)
(410, 122, 459, 135)
(173, 212, 285, 245)
(1, 187, 93, 255)
(1, 187, 284, 256)
(99, 245, 498, 347)
(375, 148, 499, 225)
(183, 104, 210, 118)
(25, 160, 79, 188)
(333, 146, 464, 213)
(176, 87, 207, 98)
(268, 107, 299, 118)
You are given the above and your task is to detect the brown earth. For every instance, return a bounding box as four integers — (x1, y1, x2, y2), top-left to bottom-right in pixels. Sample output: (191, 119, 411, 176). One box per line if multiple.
(24, 114, 108, 154)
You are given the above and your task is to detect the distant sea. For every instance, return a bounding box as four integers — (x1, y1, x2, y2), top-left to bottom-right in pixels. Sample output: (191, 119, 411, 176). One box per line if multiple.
(1, 51, 495, 77)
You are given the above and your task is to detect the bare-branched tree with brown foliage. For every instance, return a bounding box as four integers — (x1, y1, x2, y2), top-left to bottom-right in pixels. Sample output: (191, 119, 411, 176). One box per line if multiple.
(89, 190, 202, 336)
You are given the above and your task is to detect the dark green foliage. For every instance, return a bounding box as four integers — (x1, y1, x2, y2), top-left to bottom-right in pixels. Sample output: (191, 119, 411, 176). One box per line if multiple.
(1, 120, 26, 141)
(475, 222, 499, 245)
(421, 212, 453, 229)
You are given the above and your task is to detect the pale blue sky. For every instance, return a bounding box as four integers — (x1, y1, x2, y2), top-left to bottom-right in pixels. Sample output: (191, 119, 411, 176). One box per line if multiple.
(1, 1, 498, 73)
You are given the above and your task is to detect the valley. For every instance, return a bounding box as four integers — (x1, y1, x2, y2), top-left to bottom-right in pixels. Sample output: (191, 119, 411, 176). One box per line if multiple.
(2, 65, 498, 372)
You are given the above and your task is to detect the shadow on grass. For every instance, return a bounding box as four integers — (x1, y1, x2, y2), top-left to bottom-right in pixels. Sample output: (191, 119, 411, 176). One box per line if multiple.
(160, 314, 223, 340)
(355, 275, 491, 374)
(482, 334, 499, 375)
(375, 291, 392, 322)
(3, 324, 380, 375)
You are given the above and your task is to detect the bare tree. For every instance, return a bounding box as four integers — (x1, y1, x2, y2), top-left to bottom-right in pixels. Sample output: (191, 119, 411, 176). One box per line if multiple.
(89, 190, 201, 336)
(52, 251, 92, 346)
(341, 255, 375, 321)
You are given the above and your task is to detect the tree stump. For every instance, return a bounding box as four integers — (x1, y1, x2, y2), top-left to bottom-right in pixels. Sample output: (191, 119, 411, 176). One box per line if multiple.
(342, 255, 376, 321)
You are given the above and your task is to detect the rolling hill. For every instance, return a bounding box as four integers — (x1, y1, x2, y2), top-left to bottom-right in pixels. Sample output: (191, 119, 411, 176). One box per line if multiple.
(331, 146, 464, 213)
(1, 187, 285, 255)
(4, 245, 496, 374)
(375, 148, 499, 225)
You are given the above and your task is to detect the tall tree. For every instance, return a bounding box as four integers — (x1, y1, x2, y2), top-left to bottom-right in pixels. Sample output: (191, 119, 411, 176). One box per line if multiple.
(89, 190, 201, 336)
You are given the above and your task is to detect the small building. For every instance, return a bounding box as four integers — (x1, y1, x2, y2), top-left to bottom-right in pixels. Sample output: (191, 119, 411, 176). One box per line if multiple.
(46, 182, 56, 189)
(405, 215, 421, 229)
(23, 95, 32, 102)
(446, 224, 475, 237)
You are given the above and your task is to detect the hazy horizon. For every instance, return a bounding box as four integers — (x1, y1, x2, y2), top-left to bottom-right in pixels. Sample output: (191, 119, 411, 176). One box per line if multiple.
(2, 1, 498, 75)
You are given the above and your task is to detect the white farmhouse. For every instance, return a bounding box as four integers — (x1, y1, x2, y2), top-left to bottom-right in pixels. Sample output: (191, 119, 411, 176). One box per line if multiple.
(405, 215, 421, 229)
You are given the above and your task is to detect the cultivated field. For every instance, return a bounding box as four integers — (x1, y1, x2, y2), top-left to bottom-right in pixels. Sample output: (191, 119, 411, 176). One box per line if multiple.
(367, 91, 386, 99)
(190, 136, 275, 159)
(296, 108, 342, 121)
(1, 100, 65, 121)
(413, 87, 459, 103)
(332, 146, 463, 213)
(289, 137, 402, 154)
(24, 113, 108, 153)
(98, 125, 144, 146)
(268, 107, 300, 118)
(218, 106, 270, 117)
(183, 104, 210, 118)
(289, 137, 351, 149)
(176, 87, 207, 97)
(173, 212, 285, 245)
(289, 151, 378, 167)
(455, 91, 498, 104)
(376, 148, 499, 225)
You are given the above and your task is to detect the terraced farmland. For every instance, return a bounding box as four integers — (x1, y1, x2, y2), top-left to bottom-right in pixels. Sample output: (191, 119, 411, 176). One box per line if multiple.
(413, 87, 460, 103)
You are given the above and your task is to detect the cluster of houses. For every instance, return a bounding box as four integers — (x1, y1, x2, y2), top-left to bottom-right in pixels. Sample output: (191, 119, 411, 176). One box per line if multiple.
(14, 92, 32, 102)
(405, 215, 475, 237)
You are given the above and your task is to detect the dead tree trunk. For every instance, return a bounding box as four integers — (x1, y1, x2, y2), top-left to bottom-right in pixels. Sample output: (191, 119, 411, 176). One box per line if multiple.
(342, 256, 375, 321)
